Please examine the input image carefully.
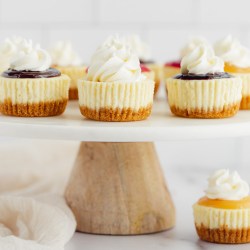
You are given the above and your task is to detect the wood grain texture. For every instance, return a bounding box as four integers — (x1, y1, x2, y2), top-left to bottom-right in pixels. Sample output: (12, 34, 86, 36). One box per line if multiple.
(65, 142, 175, 235)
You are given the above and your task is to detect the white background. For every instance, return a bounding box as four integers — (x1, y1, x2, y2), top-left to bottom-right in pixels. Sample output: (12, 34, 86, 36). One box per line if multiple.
(0, 0, 249, 63)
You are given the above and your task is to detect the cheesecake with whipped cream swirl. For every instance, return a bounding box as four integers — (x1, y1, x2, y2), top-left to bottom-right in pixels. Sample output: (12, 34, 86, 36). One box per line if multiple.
(193, 169, 250, 243)
(0, 39, 70, 117)
(164, 37, 210, 80)
(78, 36, 154, 121)
(166, 44, 242, 118)
(215, 35, 250, 110)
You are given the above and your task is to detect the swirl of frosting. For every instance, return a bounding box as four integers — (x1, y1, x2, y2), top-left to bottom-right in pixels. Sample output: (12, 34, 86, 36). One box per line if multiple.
(205, 169, 249, 200)
(87, 36, 145, 82)
(214, 35, 250, 68)
(49, 41, 82, 67)
(181, 45, 224, 74)
(180, 36, 211, 58)
(123, 35, 152, 62)
(0, 36, 26, 70)
(10, 39, 51, 71)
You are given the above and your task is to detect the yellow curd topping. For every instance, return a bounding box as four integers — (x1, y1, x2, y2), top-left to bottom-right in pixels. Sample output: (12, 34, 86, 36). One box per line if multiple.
(224, 62, 250, 74)
(198, 196, 250, 209)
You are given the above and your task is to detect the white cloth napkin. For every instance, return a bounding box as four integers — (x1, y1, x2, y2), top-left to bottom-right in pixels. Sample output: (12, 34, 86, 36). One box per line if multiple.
(0, 139, 80, 250)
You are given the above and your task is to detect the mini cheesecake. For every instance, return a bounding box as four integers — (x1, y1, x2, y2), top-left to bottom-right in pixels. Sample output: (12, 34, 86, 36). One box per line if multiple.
(224, 63, 250, 110)
(0, 68, 70, 117)
(53, 65, 86, 100)
(78, 79, 154, 122)
(167, 73, 242, 118)
(214, 35, 250, 110)
(194, 197, 250, 244)
(166, 44, 242, 119)
(164, 61, 181, 79)
(140, 60, 162, 97)
(140, 64, 158, 95)
(78, 36, 154, 122)
(49, 41, 85, 100)
(193, 169, 250, 244)
(140, 64, 154, 81)
(0, 39, 70, 117)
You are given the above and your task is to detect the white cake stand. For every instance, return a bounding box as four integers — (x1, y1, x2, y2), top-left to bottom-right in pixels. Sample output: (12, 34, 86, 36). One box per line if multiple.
(1, 99, 250, 235)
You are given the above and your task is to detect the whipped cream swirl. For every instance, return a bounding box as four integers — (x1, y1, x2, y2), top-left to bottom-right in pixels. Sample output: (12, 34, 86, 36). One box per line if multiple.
(0, 36, 26, 70)
(87, 36, 145, 82)
(214, 35, 250, 68)
(181, 45, 224, 74)
(205, 169, 249, 200)
(123, 35, 152, 62)
(180, 36, 211, 58)
(49, 41, 82, 67)
(10, 39, 51, 71)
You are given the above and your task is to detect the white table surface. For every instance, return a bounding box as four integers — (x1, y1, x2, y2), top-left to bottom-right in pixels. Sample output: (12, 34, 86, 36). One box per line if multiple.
(65, 165, 250, 250)
(1, 138, 249, 250)
(1, 99, 250, 141)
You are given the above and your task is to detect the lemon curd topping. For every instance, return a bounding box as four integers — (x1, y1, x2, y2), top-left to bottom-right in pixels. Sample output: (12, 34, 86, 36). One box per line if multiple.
(224, 62, 250, 74)
(198, 196, 250, 209)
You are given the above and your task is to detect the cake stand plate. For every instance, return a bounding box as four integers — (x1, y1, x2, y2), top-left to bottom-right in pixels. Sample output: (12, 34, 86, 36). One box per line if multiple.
(1, 99, 250, 235)
(1, 99, 250, 141)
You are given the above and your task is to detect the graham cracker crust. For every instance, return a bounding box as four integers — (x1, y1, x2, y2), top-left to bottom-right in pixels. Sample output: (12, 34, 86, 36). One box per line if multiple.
(240, 96, 250, 110)
(196, 224, 250, 244)
(154, 80, 160, 97)
(170, 103, 240, 119)
(80, 105, 152, 121)
(69, 88, 78, 100)
(0, 99, 68, 117)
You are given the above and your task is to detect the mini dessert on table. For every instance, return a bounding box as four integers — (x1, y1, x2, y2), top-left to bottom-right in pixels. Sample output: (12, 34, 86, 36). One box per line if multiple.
(123, 35, 162, 96)
(78, 37, 154, 122)
(0, 36, 26, 72)
(166, 44, 242, 119)
(193, 169, 250, 244)
(164, 37, 210, 79)
(214, 35, 250, 109)
(49, 41, 86, 100)
(0, 40, 70, 117)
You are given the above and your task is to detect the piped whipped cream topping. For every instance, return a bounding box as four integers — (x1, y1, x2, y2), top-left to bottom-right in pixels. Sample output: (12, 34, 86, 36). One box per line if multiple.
(205, 169, 249, 200)
(181, 44, 224, 74)
(87, 36, 145, 82)
(123, 35, 152, 62)
(0, 36, 26, 70)
(49, 41, 82, 67)
(10, 39, 51, 71)
(214, 35, 250, 68)
(180, 36, 211, 58)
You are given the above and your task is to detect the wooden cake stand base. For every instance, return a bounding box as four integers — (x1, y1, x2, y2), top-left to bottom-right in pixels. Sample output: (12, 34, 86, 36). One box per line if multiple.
(65, 142, 175, 235)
